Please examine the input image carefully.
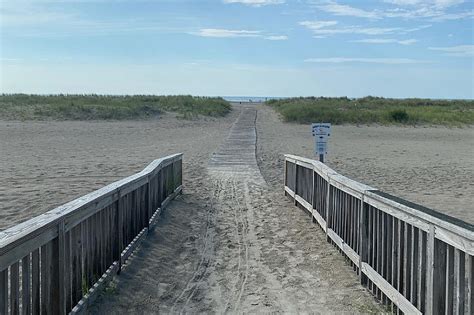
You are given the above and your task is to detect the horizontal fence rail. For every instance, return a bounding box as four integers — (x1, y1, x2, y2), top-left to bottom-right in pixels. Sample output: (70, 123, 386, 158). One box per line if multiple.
(284, 154, 474, 315)
(0, 153, 183, 315)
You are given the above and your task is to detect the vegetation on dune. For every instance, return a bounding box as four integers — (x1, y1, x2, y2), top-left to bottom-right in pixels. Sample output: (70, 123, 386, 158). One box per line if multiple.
(0, 94, 232, 120)
(266, 96, 474, 126)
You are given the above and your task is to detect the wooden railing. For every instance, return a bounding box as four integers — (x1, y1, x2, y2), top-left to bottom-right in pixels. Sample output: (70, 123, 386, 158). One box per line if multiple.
(284, 154, 473, 315)
(0, 153, 183, 314)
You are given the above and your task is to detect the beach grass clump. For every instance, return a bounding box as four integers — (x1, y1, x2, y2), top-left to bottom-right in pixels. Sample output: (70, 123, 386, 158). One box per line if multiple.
(266, 96, 474, 126)
(388, 109, 409, 123)
(0, 94, 232, 120)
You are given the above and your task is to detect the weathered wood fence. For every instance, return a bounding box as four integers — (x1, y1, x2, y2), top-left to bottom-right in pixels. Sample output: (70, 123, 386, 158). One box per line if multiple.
(284, 154, 473, 315)
(0, 153, 183, 315)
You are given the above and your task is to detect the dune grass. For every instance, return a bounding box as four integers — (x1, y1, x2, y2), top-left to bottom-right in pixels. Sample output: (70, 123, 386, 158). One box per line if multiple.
(266, 96, 474, 126)
(0, 94, 232, 120)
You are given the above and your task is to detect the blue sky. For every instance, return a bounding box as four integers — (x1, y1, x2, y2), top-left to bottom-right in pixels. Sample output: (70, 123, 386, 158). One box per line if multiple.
(0, 0, 473, 98)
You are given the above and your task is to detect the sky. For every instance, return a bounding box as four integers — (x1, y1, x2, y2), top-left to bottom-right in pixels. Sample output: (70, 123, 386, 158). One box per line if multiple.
(0, 0, 473, 98)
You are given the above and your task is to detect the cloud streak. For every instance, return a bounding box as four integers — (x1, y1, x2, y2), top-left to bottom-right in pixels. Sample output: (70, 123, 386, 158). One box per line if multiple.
(304, 57, 430, 64)
(314, 0, 472, 22)
(192, 28, 288, 40)
(223, 0, 284, 6)
(264, 35, 288, 40)
(384, 0, 464, 9)
(351, 38, 418, 45)
(429, 45, 474, 56)
(317, 3, 381, 19)
(299, 20, 430, 36)
(193, 28, 262, 38)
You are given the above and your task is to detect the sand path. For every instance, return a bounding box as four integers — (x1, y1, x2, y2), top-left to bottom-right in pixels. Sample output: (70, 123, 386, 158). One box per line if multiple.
(91, 106, 381, 314)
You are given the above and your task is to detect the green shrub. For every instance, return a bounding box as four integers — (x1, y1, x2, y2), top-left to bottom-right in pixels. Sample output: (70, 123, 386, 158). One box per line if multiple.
(389, 109, 409, 123)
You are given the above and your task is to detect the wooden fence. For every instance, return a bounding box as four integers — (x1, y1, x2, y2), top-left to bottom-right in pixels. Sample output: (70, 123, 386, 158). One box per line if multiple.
(284, 154, 473, 315)
(0, 153, 183, 315)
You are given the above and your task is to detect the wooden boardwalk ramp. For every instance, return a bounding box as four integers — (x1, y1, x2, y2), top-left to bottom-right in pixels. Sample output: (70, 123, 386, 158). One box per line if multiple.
(91, 105, 382, 314)
(208, 106, 260, 174)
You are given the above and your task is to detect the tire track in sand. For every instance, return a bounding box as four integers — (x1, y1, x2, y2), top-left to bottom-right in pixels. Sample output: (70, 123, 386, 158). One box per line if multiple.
(232, 178, 250, 313)
(169, 178, 219, 314)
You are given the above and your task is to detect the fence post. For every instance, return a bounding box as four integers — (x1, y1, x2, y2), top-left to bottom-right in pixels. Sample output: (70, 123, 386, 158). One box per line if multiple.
(161, 167, 165, 204)
(116, 190, 123, 274)
(426, 225, 435, 315)
(170, 161, 176, 195)
(294, 162, 298, 206)
(311, 167, 316, 223)
(179, 157, 183, 189)
(359, 196, 368, 285)
(325, 178, 331, 241)
(58, 220, 66, 315)
(146, 176, 151, 229)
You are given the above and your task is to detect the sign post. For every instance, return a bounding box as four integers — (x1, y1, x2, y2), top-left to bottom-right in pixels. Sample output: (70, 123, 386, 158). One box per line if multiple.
(311, 123, 331, 163)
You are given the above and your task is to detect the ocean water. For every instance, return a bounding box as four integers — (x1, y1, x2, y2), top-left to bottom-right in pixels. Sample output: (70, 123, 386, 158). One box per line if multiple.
(222, 96, 287, 103)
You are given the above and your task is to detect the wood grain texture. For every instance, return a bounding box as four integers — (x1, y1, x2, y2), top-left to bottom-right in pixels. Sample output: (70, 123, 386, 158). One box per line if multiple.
(21, 254, 30, 315)
(10, 261, 19, 315)
(31, 249, 40, 315)
(40, 242, 52, 314)
(453, 249, 465, 315)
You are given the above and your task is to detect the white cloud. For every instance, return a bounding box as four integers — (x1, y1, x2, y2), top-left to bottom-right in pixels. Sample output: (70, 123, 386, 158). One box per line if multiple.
(193, 28, 262, 38)
(430, 11, 474, 21)
(223, 0, 284, 6)
(314, 26, 401, 35)
(398, 39, 418, 45)
(385, 0, 464, 9)
(264, 35, 288, 40)
(385, 0, 422, 4)
(402, 24, 432, 32)
(383, 7, 473, 20)
(300, 21, 403, 36)
(317, 3, 381, 19)
(352, 38, 398, 44)
(304, 57, 430, 64)
(313, 0, 471, 21)
(352, 38, 418, 45)
(299, 21, 339, 30)
(191, 28, 288, 40)
(428, 45, 474, 56)
(300, 20, 431, 37)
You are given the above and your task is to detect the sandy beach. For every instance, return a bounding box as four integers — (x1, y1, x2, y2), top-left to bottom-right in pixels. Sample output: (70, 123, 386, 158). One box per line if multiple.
(256, 105, 474, 224)
(1, 103, 472, 312)
(0, 112, 238, 230)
